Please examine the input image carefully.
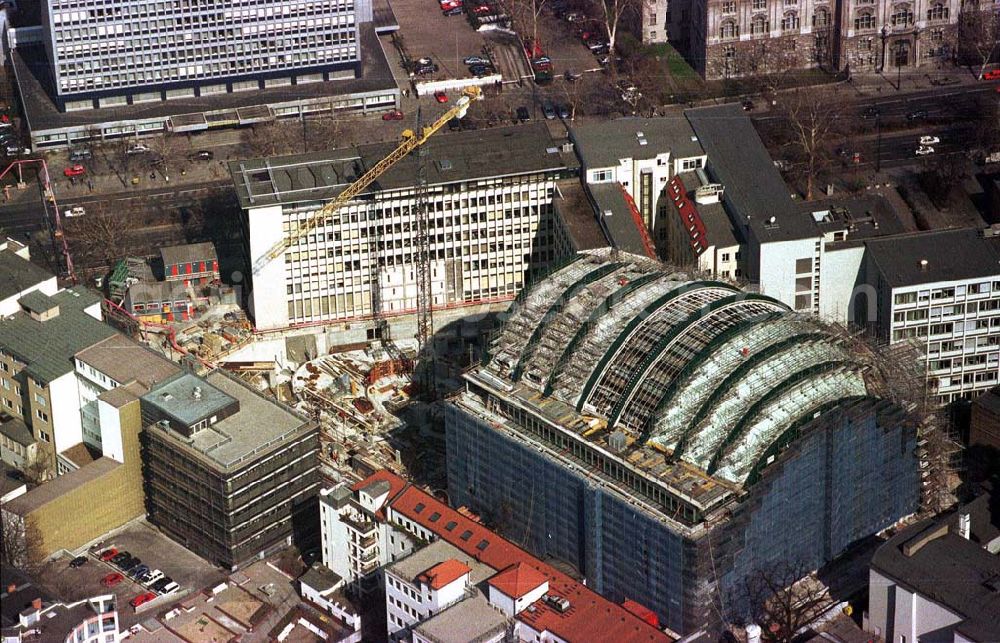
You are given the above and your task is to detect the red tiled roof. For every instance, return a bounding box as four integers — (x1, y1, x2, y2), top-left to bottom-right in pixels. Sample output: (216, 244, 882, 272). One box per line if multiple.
(350, 469, 407, 500)
(358, 471, 673, 643)
(488, 562, 548, 599)
(417, 559, 472, 590)
(667, 176, 709, 256)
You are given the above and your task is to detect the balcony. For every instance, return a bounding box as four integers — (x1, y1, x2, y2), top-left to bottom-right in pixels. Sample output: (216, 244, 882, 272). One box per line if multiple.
(358, 533, 378, 549)
(343, 513, 377, 536)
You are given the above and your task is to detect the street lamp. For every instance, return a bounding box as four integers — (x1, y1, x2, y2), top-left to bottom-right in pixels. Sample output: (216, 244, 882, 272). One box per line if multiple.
(880, 25, 889, 73)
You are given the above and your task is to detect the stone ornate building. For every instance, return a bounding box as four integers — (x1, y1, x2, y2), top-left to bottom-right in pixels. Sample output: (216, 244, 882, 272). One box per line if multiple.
(646, 0, 969, 79)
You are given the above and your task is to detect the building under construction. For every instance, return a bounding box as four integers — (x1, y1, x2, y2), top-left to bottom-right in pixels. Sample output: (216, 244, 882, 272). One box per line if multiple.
(445, 251, 923, 637)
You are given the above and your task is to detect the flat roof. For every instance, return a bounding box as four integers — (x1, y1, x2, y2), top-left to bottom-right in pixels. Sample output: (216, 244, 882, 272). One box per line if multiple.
(685, 104, 813, 242)
(299, 563, 343, 594)
(142, 372, 237, 427)
(387, 539, 494, 588)
(570, 117, 704, 168)
(413, 591, 508, 643)
(871, 495, 1000, 641)
(229, 122, 567, 209)
(144, 370, 313, 470)
(0, 288, 115, 384)
(76, 334, 181, 391)
(554, 180, 611, 252)
(0, 246, 53, 302)
(865, 228, 1000, 287)
(588, 183, 654, 258)
(3, 457, 120, 516)
(12, 24, 398, 134)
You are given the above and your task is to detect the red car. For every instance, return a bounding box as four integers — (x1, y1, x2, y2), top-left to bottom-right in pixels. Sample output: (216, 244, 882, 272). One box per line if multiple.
(983, 69, 1000, 80)
(99, 548, 119, 562)
(440, 0, 463, 7)
(434, 91, 448, 104)
(63, 164, 86, 177)
(130, 592, 156, 608)
(102, 572, 124, 587)
(381, 109, 404, 121)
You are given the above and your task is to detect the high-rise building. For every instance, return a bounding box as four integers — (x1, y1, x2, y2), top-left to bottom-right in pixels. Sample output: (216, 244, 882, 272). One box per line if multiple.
(446, 251, 922, 636)
(230, 124, 576, 335)
(142, 370, 320, 568)
(40, 0, 369, 111)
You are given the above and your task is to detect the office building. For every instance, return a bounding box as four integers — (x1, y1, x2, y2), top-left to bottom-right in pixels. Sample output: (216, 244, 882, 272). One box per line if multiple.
(10, 2, 400, 148)
(142, 370, 320, 568)
(230, 124, 576, 335)
(2, 334, 180, 561)
(446, 251, 922, 636)
(0, 238, 57, 318)
(320, 470, 671, 642)
(868, 492, 999, 643)
(863, 229, 1000, 405)
(651, 0, 965, 79)
(0, 288, 113, 476)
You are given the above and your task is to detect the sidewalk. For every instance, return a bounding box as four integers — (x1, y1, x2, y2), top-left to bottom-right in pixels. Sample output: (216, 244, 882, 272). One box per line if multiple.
(842, 65, 983, 97)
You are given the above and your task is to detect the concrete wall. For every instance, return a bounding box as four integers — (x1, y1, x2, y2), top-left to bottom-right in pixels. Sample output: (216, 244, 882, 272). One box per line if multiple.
(819, 245, 865, 323)
(869, 568, 965, 643)
(21, 397, 144, 557)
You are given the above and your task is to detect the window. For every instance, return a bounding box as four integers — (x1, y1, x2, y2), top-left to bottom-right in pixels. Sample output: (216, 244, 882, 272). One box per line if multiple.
(40, 430, 50, 442)
(891, 4, 913, 25)
(36, 409, 48, 422)
(795, 258, 812, 274)
(648, 10, 656, 25)
(721, 252, 731, 262)
(592, 169, 613, 182)
(721, 19, 739, 39)
(752, 0, 767, 9)
(927, 2, 948, 20)
(781, 12, 799, 30)
(750, 15, 769, 35)
(813, 7, 830, 27)
(34, 393, 46, 406)
(795, 294, 812, 310)
(854, 10, 876, 29)
(722, 1, 736, 12)
(681, 158, 703, 170)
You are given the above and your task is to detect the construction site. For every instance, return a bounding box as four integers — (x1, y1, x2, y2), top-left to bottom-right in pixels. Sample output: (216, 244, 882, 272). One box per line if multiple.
(444, 250, 951, 636)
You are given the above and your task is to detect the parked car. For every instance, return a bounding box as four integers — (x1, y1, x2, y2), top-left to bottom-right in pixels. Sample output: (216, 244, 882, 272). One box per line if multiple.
(434, 91, 449, 104)
(516, 106, 530, 122)
(126, 143, 150, 155)
(448, 117, 462, 131)
(63, 206, 86, 218)
(463, 55, 490, 65)
(63, 164, 86, 177)
(143, 570, 164, 586)
(919, 135, 940, 145)
(983, 69, 1000, 80)
(412, 62, 438, 76)
(440, 0, 462, 9)
(121, 557, 142, 573)
(130, 592, 156, 608)
(99, 548, 119, 562)
(442, 6, 463, 15)
(129, 564, 150, 579)
(102, 573, 124, 588)
(4, 145, 24, 156)
(150, 576, 174, 593)
(111, 551, 131, 566)
(564, 70, 582, 82)
(187, 150, 213, 161)
(69, 149, 92, 161)
(741, 98, 755, 111)
(906, 110, 928, 121)
(861, 105, 880, 120)
(542, 101, 556, 120)
(469, 64, 492, 77)
(69, 556, 88, 568)
(915, 145, 935, 156)
(160, 582, 180, 596)
(381, 109, 404, 121)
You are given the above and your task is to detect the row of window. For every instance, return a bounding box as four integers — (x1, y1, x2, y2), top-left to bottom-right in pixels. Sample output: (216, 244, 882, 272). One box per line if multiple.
(894, 282, 997, 305)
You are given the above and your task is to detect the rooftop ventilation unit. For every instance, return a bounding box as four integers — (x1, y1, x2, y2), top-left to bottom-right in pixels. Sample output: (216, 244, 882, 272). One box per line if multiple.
(192, 386, 202, 400)
(694, 184, 724, 205)
(608, 430, 627, 452)
(544, 594, 571, 613)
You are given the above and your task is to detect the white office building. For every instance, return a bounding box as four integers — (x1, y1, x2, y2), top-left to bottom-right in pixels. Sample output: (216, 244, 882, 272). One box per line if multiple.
(231, 124, 575, 336)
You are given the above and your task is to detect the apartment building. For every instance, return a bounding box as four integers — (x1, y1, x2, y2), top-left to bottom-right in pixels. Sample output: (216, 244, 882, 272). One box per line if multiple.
(142, 370, 320, 568)
(319, 470, 671, 642)
(0, 288, 113, 477)
(863, 229, 1000, 404)
(231, 124, 575, 336)
(0, 580, 120, 643)
(10, 2, 399, 148)
(868, 492, 999, 643)
(0, 238, 57, 318)
(654, 0, 964, 78)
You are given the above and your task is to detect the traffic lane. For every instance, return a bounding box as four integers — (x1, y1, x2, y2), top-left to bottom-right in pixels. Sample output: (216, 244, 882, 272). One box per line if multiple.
(837, 130, 970, 168)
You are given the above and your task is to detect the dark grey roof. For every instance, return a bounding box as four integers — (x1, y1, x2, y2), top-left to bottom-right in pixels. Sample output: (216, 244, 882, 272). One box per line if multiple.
(0, 414, 35, 447)
(675, 172, 739, 249)
(299, 563, 343, 594)
(587, 183, 651, 258)
(12, 24, 398, 133)
(0, 288, 115, 384)
(570, 117, 704, 168)
(798, 194, 905, 242)
(159, 242, 217, 267)
(17, 290, 57, 315)
(554, 180, 610, 252)
(0, 247, 53, 303)
(229, 122, 568, 209)
(142, 372, 238, 428)
(870, 494, 1000, 642)
(1, 461, 26, 500)
(413, 591, 509, 643)
(865, 228, 1000, 288)
(685, 104, 815, 242)
(0, 566, 53, 629)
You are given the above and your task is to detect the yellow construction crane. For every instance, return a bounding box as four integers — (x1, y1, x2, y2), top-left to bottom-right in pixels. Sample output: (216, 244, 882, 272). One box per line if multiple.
(252, 86, 482, 276)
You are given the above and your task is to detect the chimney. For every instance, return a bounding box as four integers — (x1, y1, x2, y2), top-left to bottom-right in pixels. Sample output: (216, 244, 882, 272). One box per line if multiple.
(919, 259, 929, 271)
(31, 598, 42, 610)
(192, 386, 202, 400)
(958, 512, 971, 540)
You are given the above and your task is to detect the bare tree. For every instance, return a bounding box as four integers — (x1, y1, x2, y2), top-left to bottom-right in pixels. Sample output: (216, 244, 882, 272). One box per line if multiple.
(64, 201, 140, 267)
(0, 509, 44, 571)
(957, 6, 1000, 80)
(302, 116, 345, 153)
(784, 88, 841, 200)
(147, 133, 189, 181)
(589, 0, 639, 73)
(736, 561, 837, 642)
(243, 120, 298, 158)
(509, 0, 548, 58)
